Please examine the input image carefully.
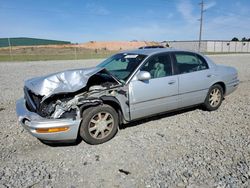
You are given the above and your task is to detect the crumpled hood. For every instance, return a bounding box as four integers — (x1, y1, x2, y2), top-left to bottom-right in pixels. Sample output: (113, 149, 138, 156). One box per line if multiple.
(25, 67, 104, 100)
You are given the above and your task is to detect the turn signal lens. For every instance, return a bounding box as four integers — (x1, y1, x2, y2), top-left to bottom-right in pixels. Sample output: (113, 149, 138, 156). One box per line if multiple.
(36, 127, 69, 133)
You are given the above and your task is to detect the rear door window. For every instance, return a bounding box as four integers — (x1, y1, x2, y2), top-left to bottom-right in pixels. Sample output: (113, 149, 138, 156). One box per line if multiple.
(174, 52, 208, 74)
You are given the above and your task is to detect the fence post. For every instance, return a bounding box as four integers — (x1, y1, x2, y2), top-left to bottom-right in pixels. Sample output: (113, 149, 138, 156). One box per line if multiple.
(74, 45, 77, 60)
(8, 38, 13, 61)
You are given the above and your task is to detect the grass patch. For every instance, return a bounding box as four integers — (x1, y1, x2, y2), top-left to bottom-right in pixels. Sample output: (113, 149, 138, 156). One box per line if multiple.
(0, 53, 115, 61)
(0, 46, 118, 62)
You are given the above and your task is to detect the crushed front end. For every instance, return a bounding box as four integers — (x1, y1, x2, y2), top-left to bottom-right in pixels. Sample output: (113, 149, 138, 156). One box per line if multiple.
(16, 67, 124, 142)
(16, 98, 82, 142)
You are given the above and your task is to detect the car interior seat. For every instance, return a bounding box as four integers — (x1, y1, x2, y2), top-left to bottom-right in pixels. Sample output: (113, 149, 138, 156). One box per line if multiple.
(150, 63, 166, 78)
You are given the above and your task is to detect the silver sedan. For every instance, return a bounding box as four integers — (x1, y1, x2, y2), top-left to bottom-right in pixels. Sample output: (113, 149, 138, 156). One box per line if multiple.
(16, 48, 239, 144)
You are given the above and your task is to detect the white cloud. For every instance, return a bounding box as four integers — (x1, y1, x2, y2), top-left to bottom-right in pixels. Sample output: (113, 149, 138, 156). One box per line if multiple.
(204, 1, 216, 10)
(115, 23, 199, 41)
(86, 2, 110, 15)
(177, 0, 197, 24)
(204, 13, 250, 39)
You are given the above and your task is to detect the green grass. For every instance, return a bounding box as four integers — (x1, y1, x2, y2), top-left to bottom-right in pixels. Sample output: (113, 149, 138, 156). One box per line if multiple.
(0, 47, 118, 62)
(1, 46, 249, 62)
(0, 53, 115, 62)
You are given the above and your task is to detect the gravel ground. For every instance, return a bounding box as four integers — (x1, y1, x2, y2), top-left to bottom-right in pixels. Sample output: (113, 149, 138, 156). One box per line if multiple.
(0, 54, 249, 188)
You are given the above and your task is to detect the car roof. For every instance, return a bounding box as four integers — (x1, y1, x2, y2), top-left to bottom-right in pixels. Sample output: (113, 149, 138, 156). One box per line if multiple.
(122, 48, 199, 56)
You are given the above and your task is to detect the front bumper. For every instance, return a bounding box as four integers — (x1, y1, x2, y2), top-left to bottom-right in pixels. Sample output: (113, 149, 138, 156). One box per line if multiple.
(16, 98, 81, 141)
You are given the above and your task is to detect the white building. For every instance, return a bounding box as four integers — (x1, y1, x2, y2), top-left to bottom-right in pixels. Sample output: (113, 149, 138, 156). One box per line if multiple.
(161, 40, 250, 53)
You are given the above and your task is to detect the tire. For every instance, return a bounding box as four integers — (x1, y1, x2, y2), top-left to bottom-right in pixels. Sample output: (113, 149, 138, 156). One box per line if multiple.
(203, 84, 223, 111)
(79, 104, 118, 145)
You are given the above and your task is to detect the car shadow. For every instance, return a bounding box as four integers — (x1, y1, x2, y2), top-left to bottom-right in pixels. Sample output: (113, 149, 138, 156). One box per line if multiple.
(39, 135, 83, 147)
(119, 105, 203, 130)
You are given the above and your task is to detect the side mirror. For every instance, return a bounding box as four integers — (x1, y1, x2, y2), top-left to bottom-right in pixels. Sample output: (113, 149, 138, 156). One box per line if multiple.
(137, 71, 151, 81)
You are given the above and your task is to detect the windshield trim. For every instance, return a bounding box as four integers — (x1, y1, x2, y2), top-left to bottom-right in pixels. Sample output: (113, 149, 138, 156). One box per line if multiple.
(97, 53, 147, 83)
(102, 68, 123, 85)
(124, 54, 150, 85)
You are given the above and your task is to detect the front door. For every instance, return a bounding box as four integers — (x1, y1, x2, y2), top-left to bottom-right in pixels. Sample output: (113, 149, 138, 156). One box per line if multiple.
(128, 53, 179, 120)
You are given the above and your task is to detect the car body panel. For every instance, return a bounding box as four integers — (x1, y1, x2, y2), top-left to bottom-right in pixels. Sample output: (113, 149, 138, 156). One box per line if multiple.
(214, 65, 239, 95)
(129, 74, 178, 120)
(25, 67, 106, 101)
(177, 69, 215, 108)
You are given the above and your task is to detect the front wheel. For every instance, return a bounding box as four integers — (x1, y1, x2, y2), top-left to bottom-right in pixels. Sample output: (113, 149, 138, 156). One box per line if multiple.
(203, 84, 223, 111)
(79, 104, 118, 145)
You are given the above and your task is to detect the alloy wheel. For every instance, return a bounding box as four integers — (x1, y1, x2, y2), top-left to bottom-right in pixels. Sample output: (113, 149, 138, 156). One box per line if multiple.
(88, 112, 114, 139)
(209, 88, 222, 107)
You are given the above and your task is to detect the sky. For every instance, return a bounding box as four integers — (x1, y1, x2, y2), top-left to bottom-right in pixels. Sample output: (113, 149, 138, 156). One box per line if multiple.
(0, 0, 249, 43)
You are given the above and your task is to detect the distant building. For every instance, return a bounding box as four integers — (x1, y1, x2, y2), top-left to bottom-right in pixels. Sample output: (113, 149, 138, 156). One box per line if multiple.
(161, 40, 250, 53)
(0, 37, 71, 48)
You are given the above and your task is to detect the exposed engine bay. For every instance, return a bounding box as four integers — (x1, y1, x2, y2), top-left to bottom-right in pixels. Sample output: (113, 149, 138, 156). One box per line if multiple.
(24, 68, 126, 119)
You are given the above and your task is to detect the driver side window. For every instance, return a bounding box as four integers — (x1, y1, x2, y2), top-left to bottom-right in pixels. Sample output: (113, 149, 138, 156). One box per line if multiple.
(140, 54, 172, 79)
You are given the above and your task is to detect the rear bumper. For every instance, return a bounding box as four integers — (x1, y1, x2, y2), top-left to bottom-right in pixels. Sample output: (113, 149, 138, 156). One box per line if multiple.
(225, 79, 240, 96)
(16, 98, 81, 141)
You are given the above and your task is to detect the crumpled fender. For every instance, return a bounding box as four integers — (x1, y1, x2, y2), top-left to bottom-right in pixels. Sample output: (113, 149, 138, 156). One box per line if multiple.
(25, 67, 104, 100)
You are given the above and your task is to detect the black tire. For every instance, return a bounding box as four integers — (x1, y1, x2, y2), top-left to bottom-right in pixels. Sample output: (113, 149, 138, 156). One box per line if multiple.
(203, 84, 223, 111)
(79, 104, 118, 145)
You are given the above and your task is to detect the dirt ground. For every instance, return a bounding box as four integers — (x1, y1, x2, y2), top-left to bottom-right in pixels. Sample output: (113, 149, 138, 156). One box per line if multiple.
(0, 54, 249, 188)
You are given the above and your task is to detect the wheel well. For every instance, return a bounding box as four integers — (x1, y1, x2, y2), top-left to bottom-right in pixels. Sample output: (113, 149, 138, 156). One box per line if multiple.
(78, 96, 123, 124)
(213, 82, 226, 95)
(79, 101, 102, 118)
(101, 99, 123, 125)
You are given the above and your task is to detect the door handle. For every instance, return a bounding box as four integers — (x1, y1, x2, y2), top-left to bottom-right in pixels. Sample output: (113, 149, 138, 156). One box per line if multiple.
(168, 80, 176, 85)
(207, 74, 213, 78)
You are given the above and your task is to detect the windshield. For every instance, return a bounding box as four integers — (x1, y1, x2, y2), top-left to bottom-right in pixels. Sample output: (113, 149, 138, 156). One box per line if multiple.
(97, 53, 147, 82)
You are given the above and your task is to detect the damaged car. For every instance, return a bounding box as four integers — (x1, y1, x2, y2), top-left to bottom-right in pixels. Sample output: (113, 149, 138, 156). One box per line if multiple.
(16, 48, 239, 144)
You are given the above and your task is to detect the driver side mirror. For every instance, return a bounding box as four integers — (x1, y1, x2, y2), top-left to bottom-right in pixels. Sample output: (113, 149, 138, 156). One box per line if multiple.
(137, 71, 151, 81)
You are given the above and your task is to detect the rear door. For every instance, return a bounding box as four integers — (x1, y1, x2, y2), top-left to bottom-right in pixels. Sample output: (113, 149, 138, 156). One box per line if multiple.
(128, 53, 179, 120)
(172, 52, 214, 108)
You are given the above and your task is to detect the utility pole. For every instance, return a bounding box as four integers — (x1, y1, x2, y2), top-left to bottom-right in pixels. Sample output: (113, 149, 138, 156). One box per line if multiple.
(198, 0, 204, 52)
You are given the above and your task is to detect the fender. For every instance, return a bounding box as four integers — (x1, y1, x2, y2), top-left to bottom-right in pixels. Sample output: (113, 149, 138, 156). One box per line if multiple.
(100, 95, 130, 123)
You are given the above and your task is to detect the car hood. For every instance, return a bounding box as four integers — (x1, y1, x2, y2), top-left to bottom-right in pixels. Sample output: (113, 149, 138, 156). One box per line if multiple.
(25, 67, 105, 100)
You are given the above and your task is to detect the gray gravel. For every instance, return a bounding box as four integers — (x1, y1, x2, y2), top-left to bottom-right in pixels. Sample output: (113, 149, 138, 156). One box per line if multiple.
(0, 54, 250, 188)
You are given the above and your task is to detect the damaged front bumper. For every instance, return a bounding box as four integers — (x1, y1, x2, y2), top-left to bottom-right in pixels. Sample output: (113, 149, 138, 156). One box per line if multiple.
(16, 98, 81, 142)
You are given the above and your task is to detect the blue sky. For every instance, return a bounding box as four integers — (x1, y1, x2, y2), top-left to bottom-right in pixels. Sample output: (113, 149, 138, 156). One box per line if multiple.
(0, 0, 249, 43)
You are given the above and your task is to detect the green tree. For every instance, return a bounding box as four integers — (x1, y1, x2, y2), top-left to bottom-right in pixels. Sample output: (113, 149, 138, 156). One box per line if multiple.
(231, 37, 239, 41)
(242, 37, 247, 41)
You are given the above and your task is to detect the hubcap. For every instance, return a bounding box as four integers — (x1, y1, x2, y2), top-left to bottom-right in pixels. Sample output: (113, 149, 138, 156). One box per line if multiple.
(209, 88, 221, 107)
(88, 112, 114, 139)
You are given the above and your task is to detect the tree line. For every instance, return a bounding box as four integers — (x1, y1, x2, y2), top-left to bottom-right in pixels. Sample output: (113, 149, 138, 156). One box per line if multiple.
(231, 37, 250, 41)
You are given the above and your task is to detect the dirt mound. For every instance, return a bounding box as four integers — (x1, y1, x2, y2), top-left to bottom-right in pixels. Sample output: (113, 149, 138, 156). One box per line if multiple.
(0, 41, 160, 51)
(79, 41, 160, 50)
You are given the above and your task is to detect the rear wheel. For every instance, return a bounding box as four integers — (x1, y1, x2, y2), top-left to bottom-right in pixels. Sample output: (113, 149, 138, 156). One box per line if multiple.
(204, 84, 223, 111)
(80, 104, 118, 145)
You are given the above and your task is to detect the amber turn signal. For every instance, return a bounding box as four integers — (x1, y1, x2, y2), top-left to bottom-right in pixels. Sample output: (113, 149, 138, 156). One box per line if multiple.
(36, 127, 69, 133)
